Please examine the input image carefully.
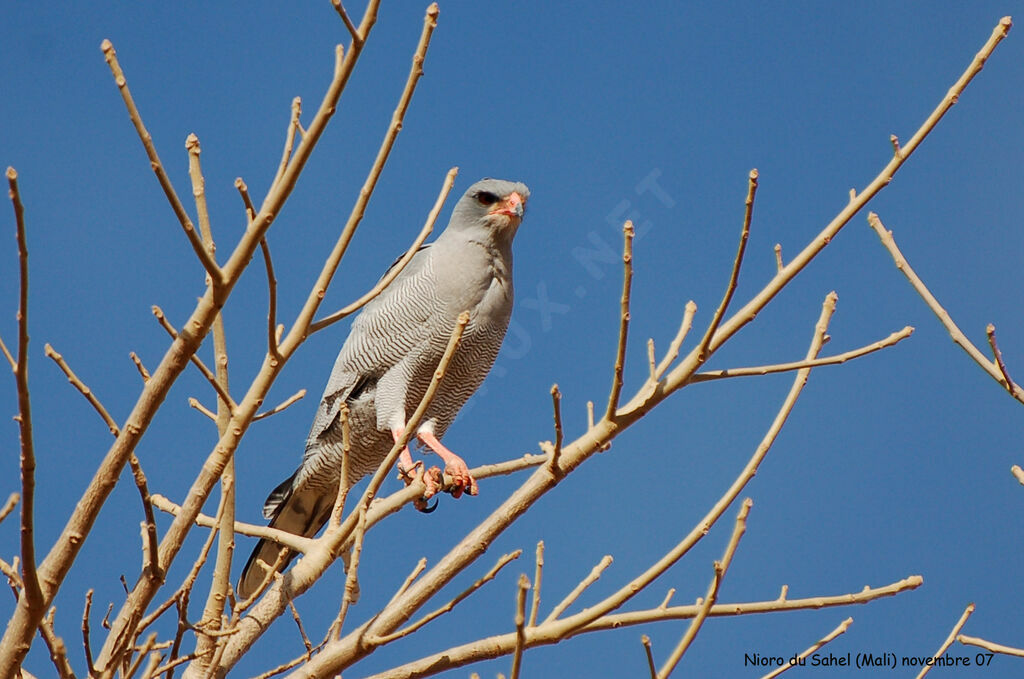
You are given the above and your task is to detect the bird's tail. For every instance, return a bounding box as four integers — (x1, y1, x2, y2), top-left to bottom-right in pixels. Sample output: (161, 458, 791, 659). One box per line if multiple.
(237, 471, 333, 600)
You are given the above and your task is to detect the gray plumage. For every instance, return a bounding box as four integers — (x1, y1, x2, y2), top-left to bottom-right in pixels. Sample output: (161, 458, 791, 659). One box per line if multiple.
(238, 178, 529, 599)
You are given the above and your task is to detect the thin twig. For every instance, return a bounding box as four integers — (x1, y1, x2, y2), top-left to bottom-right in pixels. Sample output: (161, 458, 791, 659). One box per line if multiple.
(958, 634, 1024, 657)
(45, 344, 120, 435)
(0, 493, 19, 525)
(8, 167, 42, 613)
(371, 550, 522, 645)
(310, 166, 458, 334)
(129, 455, 162, 581)
(260, 235, 280, 357)
(150, 494, 312, 554)
(544, 555, 613, 623)
(605, 221, 635, 420)
(331, 0, 361, 43)
(654, 301, 697, 381)
(986, 324, 1018, 396)
(916, 603, 974, 679)
(0, 334, 13, 370)
(642, 636, 657, 679)
(868, 212, 1024, 404)
(271, 98, 303, 193)
(236, 551, 290, 615)
(646, 339, 656, 380)
(149, 650, 211, 679)
(82, 589, 96, 676)
(39, 606, 77, 679)
(235, 177, 281, 357)
(253, 389, 306, 421)
(691, 326, 914, 382)
(759, 617, 853, 679)
(658, 498, 752, 677)
(329, 404, 352, 529)
(129, 352, 151, 382)
(509, 574, 530, 679)
(331, 505, 368, 639)
(773, 244, 783, 272)
(548, 386, 563, 477)
(529, 541, 544, 628)
(151, 305, 237, 411)
(188, 398, 217, 422)
(100, 42, 222, 284)
(695, 169, 758, 365)
(288, 601, 313, 657)
(385, 558, 428, 609)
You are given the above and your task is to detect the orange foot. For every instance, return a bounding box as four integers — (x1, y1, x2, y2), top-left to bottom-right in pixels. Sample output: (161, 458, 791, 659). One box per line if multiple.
(418, 431, 478, 498)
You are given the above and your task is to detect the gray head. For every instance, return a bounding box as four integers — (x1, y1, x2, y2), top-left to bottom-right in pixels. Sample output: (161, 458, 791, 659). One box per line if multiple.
(445, 178, 531, 245)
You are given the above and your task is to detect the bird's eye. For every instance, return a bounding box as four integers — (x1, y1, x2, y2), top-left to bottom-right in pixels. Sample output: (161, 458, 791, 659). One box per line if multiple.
(475, 191, 499, 206)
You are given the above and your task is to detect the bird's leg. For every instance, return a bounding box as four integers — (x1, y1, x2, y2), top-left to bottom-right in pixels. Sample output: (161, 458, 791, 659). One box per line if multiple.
(416, 431, 478, 498)
(393, 428, 443, 510)
(392, 428, 417, 478)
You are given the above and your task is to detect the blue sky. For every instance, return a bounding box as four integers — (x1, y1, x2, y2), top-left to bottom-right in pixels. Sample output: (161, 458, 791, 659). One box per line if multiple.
(2, 2, 1023, 677)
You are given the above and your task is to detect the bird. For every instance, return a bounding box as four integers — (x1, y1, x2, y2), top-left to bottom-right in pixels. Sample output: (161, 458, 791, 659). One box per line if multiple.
(237, 178, 530, 599)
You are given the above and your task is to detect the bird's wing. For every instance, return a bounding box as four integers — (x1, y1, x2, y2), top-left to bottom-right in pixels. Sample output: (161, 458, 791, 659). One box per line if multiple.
(308, 245, 438, 442)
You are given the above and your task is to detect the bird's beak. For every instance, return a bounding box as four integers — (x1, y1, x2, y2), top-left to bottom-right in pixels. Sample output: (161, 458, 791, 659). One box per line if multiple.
(490, 192, 525, 219)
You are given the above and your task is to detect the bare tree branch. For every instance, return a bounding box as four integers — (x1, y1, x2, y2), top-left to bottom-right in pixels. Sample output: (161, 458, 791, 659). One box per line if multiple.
(45, 344, 120, 435)
(543, 555, 613, 624)
(916, 603, 974, 679)
(690, 326, 914, 383)
(958, 634, 1024, 658)
(371, 550, 522, 646)
(7, 167, 43, 620)
(868, 212, 1024, 404)
(529, 541, 544, 628)
(759, 617, 853, 679)
(253, 389, 306, 421)
(695, 169, 758, 364)
(38, 607, 77, 679)
(605, 221, 635, 420)
(99, 43, 223, 284)
(509, 574, 530, 679)
(309, 165, 458, 334)
(658, 499, 752, 677)
(151, 306, 236, 413)
(359, 576, 922, 679)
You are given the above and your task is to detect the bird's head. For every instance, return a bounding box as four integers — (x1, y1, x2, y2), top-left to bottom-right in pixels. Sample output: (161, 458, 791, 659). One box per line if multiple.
(449, 178, 530, 242)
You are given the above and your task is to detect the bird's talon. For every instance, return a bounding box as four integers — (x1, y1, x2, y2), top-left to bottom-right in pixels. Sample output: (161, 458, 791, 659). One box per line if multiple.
(414, 495, 438, 513)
